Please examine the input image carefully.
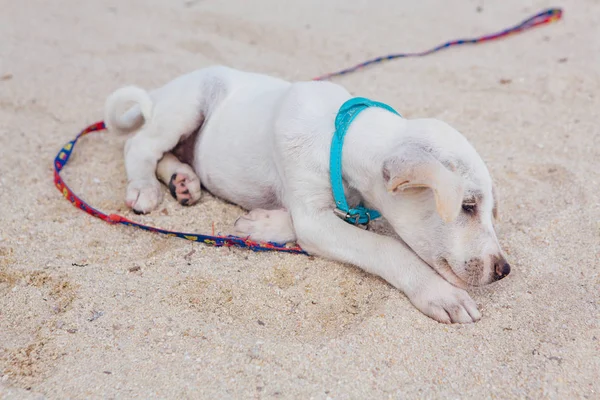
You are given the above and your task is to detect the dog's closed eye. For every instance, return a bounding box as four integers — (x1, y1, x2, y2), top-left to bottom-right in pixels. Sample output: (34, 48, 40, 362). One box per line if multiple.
(461, 199, 477, 214)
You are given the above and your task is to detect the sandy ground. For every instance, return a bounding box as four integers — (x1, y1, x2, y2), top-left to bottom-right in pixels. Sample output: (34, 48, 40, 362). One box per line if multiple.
(1, 0, 599, 398)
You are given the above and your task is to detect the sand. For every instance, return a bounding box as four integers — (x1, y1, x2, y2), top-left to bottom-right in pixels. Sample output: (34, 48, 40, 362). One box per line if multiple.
(1, 0, 599, 398)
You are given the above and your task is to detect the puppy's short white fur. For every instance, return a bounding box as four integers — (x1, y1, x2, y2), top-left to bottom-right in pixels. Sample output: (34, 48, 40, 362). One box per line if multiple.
(105, 66, 510, 324)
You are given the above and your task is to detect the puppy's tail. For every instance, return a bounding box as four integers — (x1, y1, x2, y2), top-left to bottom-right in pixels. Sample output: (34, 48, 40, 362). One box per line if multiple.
(104, 85, 153, 134)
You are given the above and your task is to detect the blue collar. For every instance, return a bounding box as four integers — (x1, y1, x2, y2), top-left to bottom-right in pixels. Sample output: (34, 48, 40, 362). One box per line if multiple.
(330, 97, 401, 226)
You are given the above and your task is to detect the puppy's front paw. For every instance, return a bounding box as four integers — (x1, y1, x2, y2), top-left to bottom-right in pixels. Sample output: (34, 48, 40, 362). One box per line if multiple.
(126, 179, 163, 214)
(234, 209, 296, 244)
(410, 280, 481, 324)
(168, 172, 201, 206)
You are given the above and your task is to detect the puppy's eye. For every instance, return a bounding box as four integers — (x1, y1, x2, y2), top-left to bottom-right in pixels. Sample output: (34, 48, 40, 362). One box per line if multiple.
(462, 202, 477, 214)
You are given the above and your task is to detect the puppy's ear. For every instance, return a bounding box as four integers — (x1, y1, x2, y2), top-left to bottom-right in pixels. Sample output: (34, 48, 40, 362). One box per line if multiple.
(382, 147, 464, 222)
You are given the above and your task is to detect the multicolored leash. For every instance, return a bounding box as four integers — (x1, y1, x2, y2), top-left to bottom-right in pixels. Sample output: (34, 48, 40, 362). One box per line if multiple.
(313, 8, 562, 81)
(53, 7, 562, 254)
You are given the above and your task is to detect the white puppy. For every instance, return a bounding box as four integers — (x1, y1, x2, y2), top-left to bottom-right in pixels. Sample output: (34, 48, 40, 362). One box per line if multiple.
(104, 66, 510, 324)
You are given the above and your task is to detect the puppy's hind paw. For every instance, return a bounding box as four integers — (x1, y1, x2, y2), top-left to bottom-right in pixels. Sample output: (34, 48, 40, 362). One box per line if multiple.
(126, 179, 163, 214)
(168, 172, 201, 206)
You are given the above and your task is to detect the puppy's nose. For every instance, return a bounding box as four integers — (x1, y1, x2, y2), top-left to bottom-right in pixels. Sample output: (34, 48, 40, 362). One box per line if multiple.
(494, 256, 511, 281)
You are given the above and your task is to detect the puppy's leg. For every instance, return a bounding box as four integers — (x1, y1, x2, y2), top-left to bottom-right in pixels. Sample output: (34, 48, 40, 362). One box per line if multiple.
(123, 113, 204, 213)
(156, 153, 202, 206)
(292, 209, 481, 324)
(123, 134, 165, 214)
(121, 68, 230, 214)
(124, 129, 190, 214)
(233, 209, 296, 243)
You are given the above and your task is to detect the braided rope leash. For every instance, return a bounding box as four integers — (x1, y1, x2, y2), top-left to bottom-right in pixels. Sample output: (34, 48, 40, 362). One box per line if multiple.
(313, 8, 562, 81)
(53, 8, 562, 254)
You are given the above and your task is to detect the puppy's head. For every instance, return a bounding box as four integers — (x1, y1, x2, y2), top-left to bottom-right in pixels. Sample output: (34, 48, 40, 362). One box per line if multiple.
(375, 118, 509, 288)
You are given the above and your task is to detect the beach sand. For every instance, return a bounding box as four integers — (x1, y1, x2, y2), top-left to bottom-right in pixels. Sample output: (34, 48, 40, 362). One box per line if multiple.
(1, 0, 598, 398)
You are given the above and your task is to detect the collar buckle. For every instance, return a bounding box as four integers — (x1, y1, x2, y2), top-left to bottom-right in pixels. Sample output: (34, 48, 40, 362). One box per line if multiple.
(333, 208, 371, 230)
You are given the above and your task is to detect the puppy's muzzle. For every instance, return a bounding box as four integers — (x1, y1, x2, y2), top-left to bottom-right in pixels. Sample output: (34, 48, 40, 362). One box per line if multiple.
(493, 255, 511, 281)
